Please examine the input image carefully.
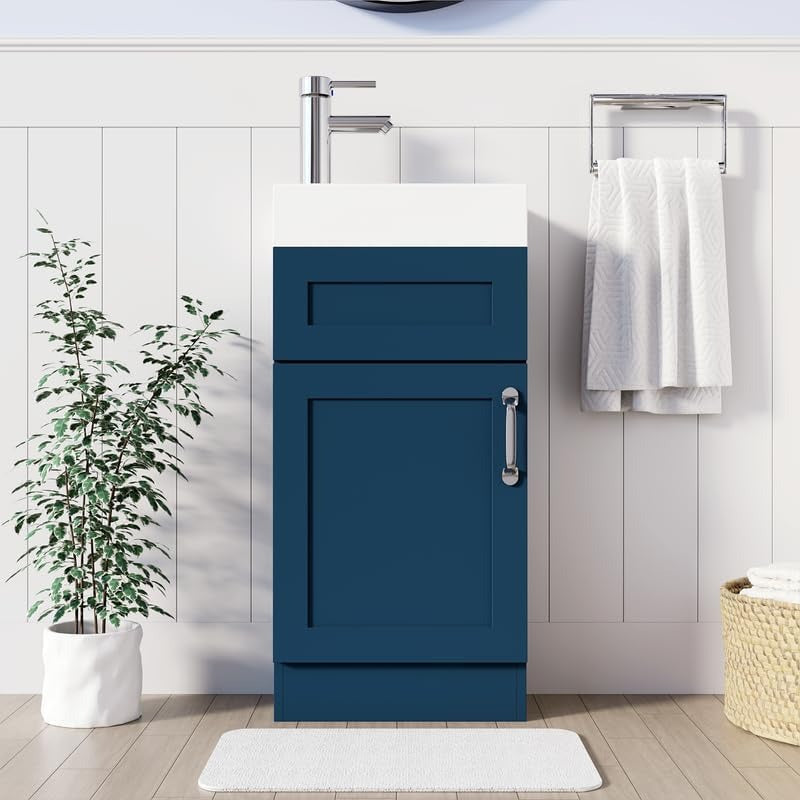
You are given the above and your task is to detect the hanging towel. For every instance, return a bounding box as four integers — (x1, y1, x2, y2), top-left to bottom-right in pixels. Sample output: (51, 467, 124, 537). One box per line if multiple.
(582, 158, 732, 414)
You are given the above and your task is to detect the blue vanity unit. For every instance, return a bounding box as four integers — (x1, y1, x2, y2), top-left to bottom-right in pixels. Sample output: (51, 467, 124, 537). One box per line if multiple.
(273, 184, 528, 721)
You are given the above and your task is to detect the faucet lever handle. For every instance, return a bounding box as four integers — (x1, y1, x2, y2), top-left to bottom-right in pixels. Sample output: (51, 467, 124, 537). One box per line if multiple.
(330, 80, 377, 94)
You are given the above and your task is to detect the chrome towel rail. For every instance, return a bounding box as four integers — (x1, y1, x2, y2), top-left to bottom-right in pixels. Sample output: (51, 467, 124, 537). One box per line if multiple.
(590, 93, 727, 175)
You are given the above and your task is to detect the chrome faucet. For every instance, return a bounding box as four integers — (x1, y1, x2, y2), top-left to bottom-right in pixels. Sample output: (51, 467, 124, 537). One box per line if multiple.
(300, 75, 393, 184)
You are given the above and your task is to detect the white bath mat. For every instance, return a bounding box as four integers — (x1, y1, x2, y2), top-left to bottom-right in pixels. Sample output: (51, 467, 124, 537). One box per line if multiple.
(198, 728, 602, 793)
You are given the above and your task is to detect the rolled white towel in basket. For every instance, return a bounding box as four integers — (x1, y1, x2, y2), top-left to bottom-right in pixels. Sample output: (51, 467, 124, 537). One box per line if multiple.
(740, 586, 800, 605)
(747, 562, 800, 592)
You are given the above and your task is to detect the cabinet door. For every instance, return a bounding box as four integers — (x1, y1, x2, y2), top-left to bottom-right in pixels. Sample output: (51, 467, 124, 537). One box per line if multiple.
(274, 363, 527, 663)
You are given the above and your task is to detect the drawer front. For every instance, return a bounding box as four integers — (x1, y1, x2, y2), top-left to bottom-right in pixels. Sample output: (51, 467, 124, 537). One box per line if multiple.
(273, 362, 527, 664)
(274, 247, 527, 361)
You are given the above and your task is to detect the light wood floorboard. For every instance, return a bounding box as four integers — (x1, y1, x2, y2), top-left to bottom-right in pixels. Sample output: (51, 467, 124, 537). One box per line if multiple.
(581, 695, 652, 740)
(145, 694, 214, 737)
(155, 694, 259, 799)
(0, 725, 89, 799)
(578, 764, 639, 799)
(608, 736, 701, 799)
(0, 694, 33, 724)
(0, 736, 29, 768)
(396, 722, 447, 729)
(94, 733, 191, 800)
(61, 695, 168, 770)
(31, 766, 109, 800)
(639, 709, 762, 799)
(248, 695, 297, 729)
(739, 766, 800, 800)
(624, 695, 682, 716)
(535, 694, 618, 767)
(671, 694, 783, 768)
(0, 694, 799, 799)
(0, 695, 48, 740)
(347, 723, 397, 729)
(497, 697, 546, 729)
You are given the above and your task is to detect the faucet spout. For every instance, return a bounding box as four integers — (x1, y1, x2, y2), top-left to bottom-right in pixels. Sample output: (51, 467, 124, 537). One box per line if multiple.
(329, 115, 393, 135)
(301, 75, 393, 183)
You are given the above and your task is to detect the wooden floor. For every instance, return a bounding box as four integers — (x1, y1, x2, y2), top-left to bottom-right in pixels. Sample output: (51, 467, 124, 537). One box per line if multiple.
(0, 694, 798, 799)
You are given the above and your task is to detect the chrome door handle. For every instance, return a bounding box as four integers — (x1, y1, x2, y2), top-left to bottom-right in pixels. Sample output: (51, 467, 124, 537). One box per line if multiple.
(502, 387, 520, 486)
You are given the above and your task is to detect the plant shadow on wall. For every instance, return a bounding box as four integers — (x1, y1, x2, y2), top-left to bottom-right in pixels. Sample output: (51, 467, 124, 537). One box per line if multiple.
(341, 0, 540, 31)
(6, 218, 238, 634)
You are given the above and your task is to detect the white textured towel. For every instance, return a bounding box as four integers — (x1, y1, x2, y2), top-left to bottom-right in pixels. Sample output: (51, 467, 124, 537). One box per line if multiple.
(583, 158, 732, 414)
(747, 562, 800, 591)
(741, 586, 800, 605)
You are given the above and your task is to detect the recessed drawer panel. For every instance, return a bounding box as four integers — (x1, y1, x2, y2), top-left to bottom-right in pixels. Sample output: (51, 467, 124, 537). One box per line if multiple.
(274, 247, 526, 361)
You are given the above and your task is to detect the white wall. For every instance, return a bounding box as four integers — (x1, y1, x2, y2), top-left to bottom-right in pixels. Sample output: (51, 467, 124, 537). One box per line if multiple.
(1, 38, 797, 694)
(1, 0, 800, 37)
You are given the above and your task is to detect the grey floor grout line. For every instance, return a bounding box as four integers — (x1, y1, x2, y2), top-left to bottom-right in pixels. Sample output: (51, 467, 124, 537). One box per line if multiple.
(654, 695, 774, 800)
(17, 727, 93, 800)
(627, 699, 706, 799)
(135, 693, 219, 800)
(33, 694, 169, 800)
(0, 694, 33, 726)
(582, 696, 645, 800)
(76, 694, 171, 800)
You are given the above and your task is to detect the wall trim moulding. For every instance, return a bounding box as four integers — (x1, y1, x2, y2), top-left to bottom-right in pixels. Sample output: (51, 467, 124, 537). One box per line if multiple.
(3, 37, 800, 53)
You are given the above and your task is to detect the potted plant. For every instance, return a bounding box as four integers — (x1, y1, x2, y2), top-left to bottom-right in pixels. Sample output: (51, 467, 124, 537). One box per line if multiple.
(7, 221, 237, 727)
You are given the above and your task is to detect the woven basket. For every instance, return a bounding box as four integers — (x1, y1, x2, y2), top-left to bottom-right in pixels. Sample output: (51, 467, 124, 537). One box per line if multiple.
(720, 578, 800, 745)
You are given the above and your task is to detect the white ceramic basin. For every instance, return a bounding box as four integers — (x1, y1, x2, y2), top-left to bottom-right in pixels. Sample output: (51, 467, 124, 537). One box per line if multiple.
(273, 184, 527, 248)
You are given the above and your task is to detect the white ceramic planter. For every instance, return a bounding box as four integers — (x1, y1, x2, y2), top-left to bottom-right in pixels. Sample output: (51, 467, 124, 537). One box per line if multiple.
(41, 620, 143, 728)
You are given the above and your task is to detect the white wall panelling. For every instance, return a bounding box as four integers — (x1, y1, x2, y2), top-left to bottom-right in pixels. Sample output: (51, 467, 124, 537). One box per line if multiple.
(773, 129, 800, 564)
(400, 128, 475, 183)
(0, 129, 28, 623)
(1, 38, 797, 692)
(175, 129, 252, 622)
(26, 129, 103, 611)
(332, 127, 399, 184)
(251, 127, 299, 623)
(620, 128, 699, 624)
(697, 127, 773, 622)
(548, 126, 624, 624)
(102, 128, 178, 618)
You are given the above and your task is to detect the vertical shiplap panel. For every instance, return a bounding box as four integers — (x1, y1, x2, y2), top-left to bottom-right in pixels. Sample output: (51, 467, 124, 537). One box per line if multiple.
(251, 127, 299, 623)
(27, 128, 102, 611)
(772, 129, 800, 563)
(698, 127, 772, 620)
(400, 128, 475, 183)
(102, 128, 177, 618)
(176, 128, 251, 622)
(332, 128, 400, 183)
(621, 127, 699, 622)
(0, 129, 29, 621)
(549, 127, 624, 622)
(475, 128, 549, 622)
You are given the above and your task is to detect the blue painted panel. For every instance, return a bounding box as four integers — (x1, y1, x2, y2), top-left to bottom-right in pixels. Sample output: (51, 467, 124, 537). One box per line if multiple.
(274, 247, 527, 361)
(309, 397, 492, 627)
(273, 362, 527, 663)
(275, 663, 526, 722)
(309, 281, 492, 326)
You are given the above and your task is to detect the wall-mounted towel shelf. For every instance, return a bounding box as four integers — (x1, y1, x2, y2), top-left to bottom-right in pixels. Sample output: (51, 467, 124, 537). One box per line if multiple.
(590, 93, 727, 175)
